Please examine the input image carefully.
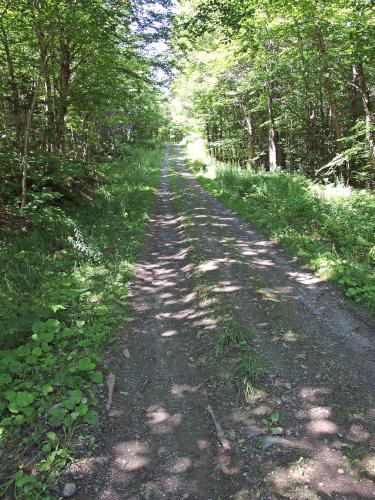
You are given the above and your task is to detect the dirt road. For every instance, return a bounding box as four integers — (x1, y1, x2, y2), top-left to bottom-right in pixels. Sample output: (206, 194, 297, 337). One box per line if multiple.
(76, 146, 375, 499)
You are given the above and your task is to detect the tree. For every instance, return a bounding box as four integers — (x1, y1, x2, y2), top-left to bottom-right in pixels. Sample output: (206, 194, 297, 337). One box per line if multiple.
(171, 0, 375, 185)
(0, 0, 171, 206)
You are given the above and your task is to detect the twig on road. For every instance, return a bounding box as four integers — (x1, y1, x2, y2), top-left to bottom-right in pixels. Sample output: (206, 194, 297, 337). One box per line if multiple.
(204, 388, 231, 451)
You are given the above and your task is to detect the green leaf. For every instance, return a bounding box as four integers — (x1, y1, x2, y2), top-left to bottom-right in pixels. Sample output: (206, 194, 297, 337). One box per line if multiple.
(32, 319, 60, 342)
(15, 392, 35, 408)
(84, 410, 99, 425)
(77, 357, 95, 372)
(43, 354, 55, 367)
(62, 398, 77, 410)
(271, 411, 280, 423)
(95, 305, 109, 316)
(32, 321, 44, 334)
(49, 407, 68, 426)
(15, 414, 25, 425)
(76, 404, 88, 416)
(15, 473, 35, 487)
(45, 319, 61, 332)
(69, 389, 83, 401)
(0, 373, 12, 388)
(50, 304, 66, 313)
(41, 385, 54, 396)
(4, 390, 17, 402)
(271, 427, 283, 435)
(89, 371, 103, 383)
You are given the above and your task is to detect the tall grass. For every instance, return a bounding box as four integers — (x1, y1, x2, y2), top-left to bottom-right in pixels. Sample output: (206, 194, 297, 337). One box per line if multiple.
(195, 161, 375, 306)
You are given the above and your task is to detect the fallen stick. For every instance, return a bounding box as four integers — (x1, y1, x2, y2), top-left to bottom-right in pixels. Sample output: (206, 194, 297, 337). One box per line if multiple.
(192, 383, 203, 393)
(204, 388, 231, 451)
(140, 377, 149, 393)
(106, 372, 116, 411)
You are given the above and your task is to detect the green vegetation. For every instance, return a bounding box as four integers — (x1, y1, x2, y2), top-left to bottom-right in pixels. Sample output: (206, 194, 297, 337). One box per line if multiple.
(171, 0, 375, 307)
(0, 1, 170, 493)
(172, 0, 375, 186)
(0, 144, 163, 497)
(188, 147, 375, 306)
(1, 0, 375, 495)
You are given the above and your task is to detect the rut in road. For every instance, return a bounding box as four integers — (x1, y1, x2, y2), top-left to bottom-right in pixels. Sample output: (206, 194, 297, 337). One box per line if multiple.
(75, 146, 375, 499)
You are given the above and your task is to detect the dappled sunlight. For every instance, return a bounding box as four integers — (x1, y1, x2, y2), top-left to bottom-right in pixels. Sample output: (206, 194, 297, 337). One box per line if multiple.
(257, 288, 281, 302)
(167, 457, 192, 473)
(252, 404, 273, 416)
(113, 441, 151, 471)
(269, 444, 375, 498)
(217, 454, 242, 476)
(347, 423, 371, 443)
(192, 316, 217, 329)
(75, 147, 375, 499)
(197, 258, 238, 274)
(171, 384, 201, 398)
(147, 405, 182, 430)
(308, 406, 332, 420)
(287, 271, 325, 287)
(141, 477, 182, 498)
(361, 455, 375, 478)
(212, 281, 242, 294)
(161, 329, 177, 337)
(265, 380, 375, 497)
(181, 291, 196, 303)
(197, 439, 210, 450)
(307, 419, 338, 435)
(299, 386, 331, 403)
(281, 330, 299, 342)
(197, 259, 220, 273)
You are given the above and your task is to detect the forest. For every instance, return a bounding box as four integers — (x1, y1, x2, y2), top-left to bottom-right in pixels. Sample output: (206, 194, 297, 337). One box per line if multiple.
(173, 0, 375, 183)
(0, 0, 375, 498)
(172, 0, 375, 306)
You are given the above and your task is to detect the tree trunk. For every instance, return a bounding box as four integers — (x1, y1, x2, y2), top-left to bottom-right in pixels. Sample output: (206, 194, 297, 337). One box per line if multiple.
(353, 62, 375, 168)
(241, 104, 255, 167)
(36, 21, 55, 152)
(56, 33, 71, 153)
(21, 77, 41, 208)
(0, 25, 23, 144)
(316, 25, 343, 150)
(245, 115, 255, 166)
(268, 88, 279, 173)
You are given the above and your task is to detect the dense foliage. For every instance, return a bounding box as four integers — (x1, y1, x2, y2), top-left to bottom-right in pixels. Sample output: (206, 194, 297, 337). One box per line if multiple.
(1, 0, 375, 495)
(0, 0, 170, 207)
(0, 144, 164, 497)
(172, 0, 375, 186)
(0, 0, 170, 495)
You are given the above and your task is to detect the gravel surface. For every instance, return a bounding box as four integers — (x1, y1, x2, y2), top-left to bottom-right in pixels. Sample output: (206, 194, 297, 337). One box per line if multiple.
(74, 146, 375, 499)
